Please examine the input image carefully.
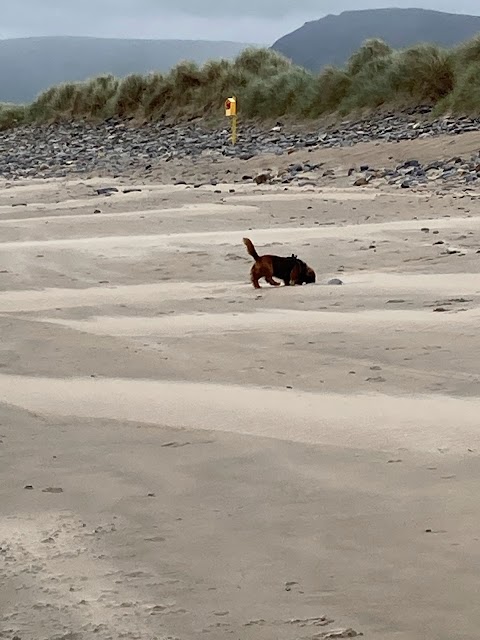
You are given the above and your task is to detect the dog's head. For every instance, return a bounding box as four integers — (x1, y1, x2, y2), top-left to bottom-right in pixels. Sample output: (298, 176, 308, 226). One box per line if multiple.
(304, 265, 316, 284)
(289, 259, 316, 285)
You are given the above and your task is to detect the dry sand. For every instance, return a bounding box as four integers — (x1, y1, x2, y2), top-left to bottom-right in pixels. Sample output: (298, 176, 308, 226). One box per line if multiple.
(0, 160, 480, 640)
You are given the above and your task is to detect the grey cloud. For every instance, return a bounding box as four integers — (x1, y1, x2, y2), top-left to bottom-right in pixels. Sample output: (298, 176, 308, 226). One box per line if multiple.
(3, 0, 480, 20)
(1, 1, 479, 42)
(159, 0, 480, 17)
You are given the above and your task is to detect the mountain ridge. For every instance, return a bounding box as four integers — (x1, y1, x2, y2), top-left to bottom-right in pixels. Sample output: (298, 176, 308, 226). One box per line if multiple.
(272, 8, 480, 71)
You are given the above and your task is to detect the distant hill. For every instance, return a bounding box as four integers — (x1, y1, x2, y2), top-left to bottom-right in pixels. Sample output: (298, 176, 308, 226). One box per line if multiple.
(0, 36, 251, 103)
(272, 8, 480, 72)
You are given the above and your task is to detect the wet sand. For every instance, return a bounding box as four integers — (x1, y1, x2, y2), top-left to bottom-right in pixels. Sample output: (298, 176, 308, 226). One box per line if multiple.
(0, 176, 479, 640)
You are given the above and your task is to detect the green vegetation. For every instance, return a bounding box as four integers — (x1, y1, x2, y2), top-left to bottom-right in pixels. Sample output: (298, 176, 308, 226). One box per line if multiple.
(2, 37, 480, 131)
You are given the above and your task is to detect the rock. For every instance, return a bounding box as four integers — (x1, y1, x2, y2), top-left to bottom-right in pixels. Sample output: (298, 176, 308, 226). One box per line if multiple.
(291, 163, 304, 172)
(96, 187, 119, 195)
(402, 159, 421, 168)
(254, 173, 271, 185)
(42, 487, 64, 493)
(122, 188, 142, 194)
(353, 176, 369, 187)
(24, 485, 34, 490)
(328, 278, 343, 285)
(320, 630, 363, 639)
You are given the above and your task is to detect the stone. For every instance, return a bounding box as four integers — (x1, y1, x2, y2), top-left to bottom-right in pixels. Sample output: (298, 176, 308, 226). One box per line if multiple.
(96, 187, 119, 195)
(402, 159, 420, 168)
(320, 630, 363, 639)
(254, 173, 271, 185)
(328, 278, 344, 285)
(291, 163, 304, 172)
(353, 176, 369, 187)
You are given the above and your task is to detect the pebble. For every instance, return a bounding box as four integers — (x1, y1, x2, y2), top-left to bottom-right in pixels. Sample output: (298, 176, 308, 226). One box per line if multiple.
(321, 630, 363, 639)
(353, 176, 369, 187)
(96, 187, 118, 195)
(254, 172, 271, 185)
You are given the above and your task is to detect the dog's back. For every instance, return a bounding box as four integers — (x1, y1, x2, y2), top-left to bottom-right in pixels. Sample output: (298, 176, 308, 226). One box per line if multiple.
(270, 254, 299, 282)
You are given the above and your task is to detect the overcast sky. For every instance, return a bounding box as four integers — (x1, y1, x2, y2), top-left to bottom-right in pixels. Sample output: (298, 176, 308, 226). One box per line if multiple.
(2, 1, 480, 44)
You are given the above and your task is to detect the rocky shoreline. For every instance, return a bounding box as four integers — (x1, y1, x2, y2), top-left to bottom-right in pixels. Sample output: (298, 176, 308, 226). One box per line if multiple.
(0, 110, 480, 187)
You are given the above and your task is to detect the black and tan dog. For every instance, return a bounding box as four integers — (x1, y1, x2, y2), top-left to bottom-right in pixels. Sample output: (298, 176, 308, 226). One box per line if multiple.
(243, 238, 316, 289)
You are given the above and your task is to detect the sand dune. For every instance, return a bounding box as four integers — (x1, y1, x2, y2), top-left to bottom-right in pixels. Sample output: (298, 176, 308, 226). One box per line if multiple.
(0, 211, 478, 250)
(0, 202, 258, 225)
(35, 306, 480, 338)
(1, 373, 479, 453)
(0, 270, 477, 313)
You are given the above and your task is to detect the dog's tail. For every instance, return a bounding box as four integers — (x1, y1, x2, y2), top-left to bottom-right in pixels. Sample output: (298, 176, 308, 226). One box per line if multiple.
(243, 237, 259, 261)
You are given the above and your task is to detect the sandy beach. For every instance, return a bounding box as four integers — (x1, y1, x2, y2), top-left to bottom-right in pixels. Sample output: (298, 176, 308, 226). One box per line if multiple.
(1, 162, 479, 639)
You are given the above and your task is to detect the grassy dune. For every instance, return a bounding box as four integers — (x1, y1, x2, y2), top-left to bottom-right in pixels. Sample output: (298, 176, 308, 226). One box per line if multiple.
(1, 38, 480, 130)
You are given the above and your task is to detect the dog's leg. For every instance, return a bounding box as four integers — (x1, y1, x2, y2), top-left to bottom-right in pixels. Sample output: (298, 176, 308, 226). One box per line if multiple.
(264, 263, 280, 286)
(289, 264, 300, 286)
(251, 265, 261, 289)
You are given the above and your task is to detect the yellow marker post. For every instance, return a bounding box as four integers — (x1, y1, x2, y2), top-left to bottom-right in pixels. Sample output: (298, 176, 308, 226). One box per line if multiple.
(225, 96, 238, 145)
